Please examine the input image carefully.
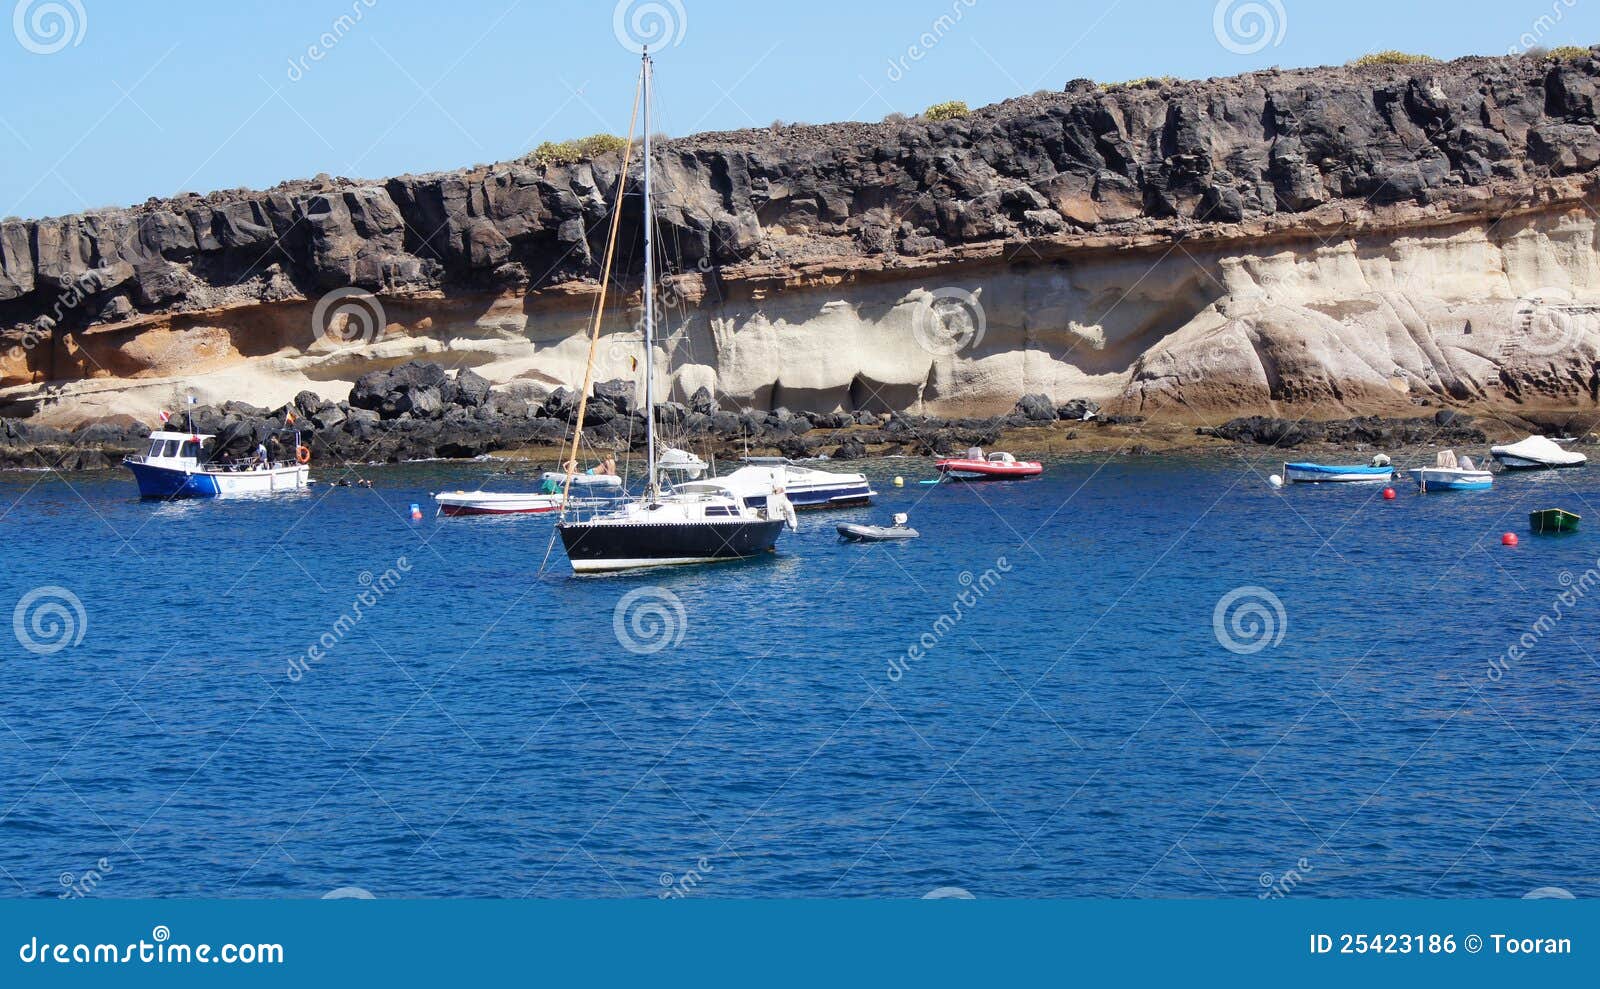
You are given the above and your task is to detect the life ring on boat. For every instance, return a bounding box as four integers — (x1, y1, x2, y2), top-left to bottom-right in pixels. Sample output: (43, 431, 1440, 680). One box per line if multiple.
(295, 445, 311, 465)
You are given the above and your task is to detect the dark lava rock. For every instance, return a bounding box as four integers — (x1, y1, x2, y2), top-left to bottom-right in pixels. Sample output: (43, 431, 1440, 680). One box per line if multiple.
(832, 437, 867, 460)
(1015, 393, 1056, 421)
(689, 386, 716, 416)
(1057, 398, 1100, 421)
(452, 368, 491, 408)
(592, 378, 636, 415)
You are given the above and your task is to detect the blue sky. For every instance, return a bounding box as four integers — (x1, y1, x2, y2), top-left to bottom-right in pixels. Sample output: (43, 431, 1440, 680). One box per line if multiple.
(0, 0, 1594, 220)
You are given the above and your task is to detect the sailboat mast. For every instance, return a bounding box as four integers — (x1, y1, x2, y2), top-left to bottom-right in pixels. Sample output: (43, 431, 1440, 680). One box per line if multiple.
(641, 48, 658, 500)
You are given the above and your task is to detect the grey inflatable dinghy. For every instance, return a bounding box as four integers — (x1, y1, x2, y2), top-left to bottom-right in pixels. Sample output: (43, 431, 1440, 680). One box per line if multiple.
(837, 513, 920, 542)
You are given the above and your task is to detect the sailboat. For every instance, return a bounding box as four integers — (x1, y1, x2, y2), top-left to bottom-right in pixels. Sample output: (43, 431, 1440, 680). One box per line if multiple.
(556, 49, 793, 574)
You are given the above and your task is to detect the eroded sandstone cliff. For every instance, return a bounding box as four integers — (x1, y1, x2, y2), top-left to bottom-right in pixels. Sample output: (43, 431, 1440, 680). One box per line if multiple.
(4, 49, 1600, 426)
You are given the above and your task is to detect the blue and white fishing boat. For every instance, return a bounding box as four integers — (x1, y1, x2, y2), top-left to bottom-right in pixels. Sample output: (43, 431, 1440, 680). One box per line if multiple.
(124, 430, 310, 499)
(1409, 450, 1492, 492)
(1282, 456, 1394, 484)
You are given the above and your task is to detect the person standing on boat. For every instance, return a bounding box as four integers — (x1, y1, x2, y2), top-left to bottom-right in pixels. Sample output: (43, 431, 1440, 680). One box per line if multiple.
(253, 441, 270, 469)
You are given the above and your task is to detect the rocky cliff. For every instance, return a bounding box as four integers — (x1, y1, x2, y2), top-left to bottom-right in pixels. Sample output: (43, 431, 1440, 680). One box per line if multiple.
(5, 49, 1600, 429)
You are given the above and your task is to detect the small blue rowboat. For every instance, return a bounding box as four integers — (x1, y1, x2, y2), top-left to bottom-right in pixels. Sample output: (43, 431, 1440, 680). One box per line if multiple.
(1282, 460, 1394, 483)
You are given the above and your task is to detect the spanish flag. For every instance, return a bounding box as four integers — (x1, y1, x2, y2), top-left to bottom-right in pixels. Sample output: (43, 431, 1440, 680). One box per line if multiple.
(285, 410, 297, 425)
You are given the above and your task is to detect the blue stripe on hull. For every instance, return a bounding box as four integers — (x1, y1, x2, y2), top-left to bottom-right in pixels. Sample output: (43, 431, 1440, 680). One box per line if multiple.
(125, 461, 221, 499)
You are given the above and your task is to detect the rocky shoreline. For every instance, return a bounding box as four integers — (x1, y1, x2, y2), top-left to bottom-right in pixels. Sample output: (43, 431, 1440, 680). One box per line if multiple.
(6, 360, 1593, 474)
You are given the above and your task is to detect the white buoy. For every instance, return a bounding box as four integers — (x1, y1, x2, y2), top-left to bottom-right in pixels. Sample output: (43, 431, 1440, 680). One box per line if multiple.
(893, 476, 904, 487)
(1268, 474, 1284, 488)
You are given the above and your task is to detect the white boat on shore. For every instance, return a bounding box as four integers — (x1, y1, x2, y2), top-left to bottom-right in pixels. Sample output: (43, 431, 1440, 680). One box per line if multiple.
(1490, 435, 1588, 470)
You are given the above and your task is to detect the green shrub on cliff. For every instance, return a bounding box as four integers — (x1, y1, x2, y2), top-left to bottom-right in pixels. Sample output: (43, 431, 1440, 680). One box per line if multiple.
(1098, 76, 1177, 91)
(1349, 51, 1438, 67)
(528, 133, 630, 166)
(923, 100, 969, 121)
(1548, 45, 1592, 60)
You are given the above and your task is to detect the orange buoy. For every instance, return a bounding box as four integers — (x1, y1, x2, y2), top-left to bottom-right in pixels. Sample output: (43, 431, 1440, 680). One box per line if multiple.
(295, 444, 311, 464)
(1382, 487, 1396, 500)
(1502, 532, 1518, 546)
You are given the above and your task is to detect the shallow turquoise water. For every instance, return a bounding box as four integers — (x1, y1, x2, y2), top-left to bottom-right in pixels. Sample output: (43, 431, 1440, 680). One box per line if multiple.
(1, 452, 1597, 899)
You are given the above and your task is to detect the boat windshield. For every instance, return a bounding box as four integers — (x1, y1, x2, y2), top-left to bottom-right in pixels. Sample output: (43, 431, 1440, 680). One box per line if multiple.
(180, 440, 200, 458)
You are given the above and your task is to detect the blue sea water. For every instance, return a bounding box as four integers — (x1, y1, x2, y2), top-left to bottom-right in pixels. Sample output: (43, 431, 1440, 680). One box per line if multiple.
(1, 452, 1598, 900)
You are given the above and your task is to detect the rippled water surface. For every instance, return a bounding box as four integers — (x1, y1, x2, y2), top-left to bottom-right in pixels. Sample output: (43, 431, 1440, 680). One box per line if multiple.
(2, 452, 1598, 899)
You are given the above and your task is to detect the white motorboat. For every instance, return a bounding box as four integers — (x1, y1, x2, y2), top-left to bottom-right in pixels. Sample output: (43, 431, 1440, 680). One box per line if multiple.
(434, 490, 564, 516)
(1409, 450, 1493, 492)
(670, 458, 875, 511)
(736, 457, 875, 509)
(1490, 435, 1588, 470)
(124, 430, 309, 499)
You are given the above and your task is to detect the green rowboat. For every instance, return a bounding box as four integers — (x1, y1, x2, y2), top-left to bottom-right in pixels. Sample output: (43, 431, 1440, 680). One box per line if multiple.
(1529, 508, 1581, 534)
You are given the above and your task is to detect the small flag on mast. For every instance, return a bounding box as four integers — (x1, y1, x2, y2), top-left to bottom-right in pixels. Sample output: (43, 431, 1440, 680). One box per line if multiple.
(158, 410, 171, 424)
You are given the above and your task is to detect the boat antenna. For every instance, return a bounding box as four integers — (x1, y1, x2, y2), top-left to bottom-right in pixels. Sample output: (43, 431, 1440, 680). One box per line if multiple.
(642, 46, 659, 503)
(554, 61, 643, 518)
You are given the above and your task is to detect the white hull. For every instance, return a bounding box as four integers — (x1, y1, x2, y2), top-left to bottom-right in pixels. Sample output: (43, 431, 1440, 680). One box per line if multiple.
(569, 554, 738, 573)
(208, 466, 310, 495)
(1489, 435, 1587, 469)
(435, 491, 563, 515)
(1409, 467, 1493, 491)
(1282, 467, 1392, 483)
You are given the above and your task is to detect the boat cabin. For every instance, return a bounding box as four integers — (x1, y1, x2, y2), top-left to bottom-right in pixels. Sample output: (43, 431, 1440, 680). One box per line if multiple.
(988, 452, 1017, 464)
(134, 431, 212, 468)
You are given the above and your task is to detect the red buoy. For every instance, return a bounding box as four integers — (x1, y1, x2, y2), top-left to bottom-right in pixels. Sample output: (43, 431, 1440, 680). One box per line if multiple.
(1502, 532, 1518, 546)
(1382, 487, 1396, 500)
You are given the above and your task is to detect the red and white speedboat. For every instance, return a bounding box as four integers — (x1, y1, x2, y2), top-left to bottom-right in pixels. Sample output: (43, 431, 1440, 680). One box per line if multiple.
(935, 451, 1043, 481)
(434, 490, 564, 516)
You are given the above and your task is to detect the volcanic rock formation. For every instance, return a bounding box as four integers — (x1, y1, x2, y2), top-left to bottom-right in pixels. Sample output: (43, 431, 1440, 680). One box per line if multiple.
(4, 50, 1600, 428)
